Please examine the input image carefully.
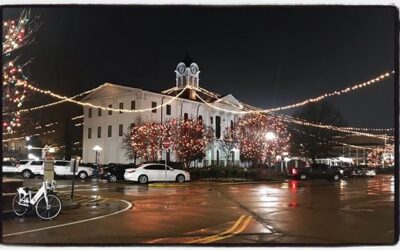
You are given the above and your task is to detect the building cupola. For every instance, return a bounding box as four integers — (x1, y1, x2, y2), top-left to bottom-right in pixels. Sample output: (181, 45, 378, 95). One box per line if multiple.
(175, 54, 200, 89)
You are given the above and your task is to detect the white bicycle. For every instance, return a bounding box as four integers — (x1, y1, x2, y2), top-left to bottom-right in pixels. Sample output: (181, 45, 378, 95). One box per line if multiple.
(12, 180, 62, 220)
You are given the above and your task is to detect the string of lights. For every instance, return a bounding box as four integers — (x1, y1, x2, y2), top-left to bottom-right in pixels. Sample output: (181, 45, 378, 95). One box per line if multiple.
(2, 129, 56, 142)
(23, 82, 190, 113)
(3, 85, 104, 115)
(288, 125, 375, 150)
(192, 71, 393, 114)
(277, 113, 393, 141)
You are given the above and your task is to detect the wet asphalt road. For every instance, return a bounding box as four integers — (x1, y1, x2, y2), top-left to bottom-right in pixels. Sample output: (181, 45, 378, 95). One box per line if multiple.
(1, 174, 396, 245)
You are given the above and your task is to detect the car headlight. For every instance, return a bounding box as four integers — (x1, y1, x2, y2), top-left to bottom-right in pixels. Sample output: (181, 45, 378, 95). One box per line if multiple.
(339, 169, 344, 174)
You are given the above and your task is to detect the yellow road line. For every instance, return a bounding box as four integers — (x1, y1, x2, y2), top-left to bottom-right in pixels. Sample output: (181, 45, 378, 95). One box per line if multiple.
(187, 215, 245, 243)
(203, 215, 252, 243)
(188, 215, 252, 244)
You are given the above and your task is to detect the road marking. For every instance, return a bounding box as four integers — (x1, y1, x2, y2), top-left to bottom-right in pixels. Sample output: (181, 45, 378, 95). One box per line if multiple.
(2, 199, 132, 238)
(187, 215, 252, 244)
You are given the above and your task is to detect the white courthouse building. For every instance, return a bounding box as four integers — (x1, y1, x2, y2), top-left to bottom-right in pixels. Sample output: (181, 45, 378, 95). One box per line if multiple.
(81, 56, 256, 167)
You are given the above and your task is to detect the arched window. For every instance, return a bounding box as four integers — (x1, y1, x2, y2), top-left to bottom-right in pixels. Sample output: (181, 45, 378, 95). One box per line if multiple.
(198, 115, 203, 124)
(184, 113, 188, 121)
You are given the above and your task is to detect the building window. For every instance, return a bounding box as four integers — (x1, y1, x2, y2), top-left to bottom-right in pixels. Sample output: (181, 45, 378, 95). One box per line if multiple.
(97, 126, 101, 138)
(108, 125, 112, 137)
(119, 124, 123, 136)
(108, 105, 112, 115)
(131, 101, 135, 110)
(230, 120, 234, 130)
(88, 128, 92, 139)
(184, 113, 188, 121)
(152, 102, 157, 113)
(217, 150, 220, 166)
(215, 116, 221, 139)
(119, 102, 124, 113)
(166, 105, 171, 115)
(88, 108, 92, 118)
(98, 108, 102, 117)
(198, 115, 203, 124)
(210, 117, 213, 125)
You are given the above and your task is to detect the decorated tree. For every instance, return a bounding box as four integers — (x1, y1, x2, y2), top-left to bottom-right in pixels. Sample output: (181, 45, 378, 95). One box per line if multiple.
(168, 118, 213, 169)
(129, 122, 165, 162)
(235, 113, 290, 170)
(3, 9, 39, 133)
(217, 127, 239, 166)
(367, 144, 394, 167)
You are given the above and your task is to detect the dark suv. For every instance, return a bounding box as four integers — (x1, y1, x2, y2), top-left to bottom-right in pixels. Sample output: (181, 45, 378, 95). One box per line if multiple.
(289, 163, 343, 181)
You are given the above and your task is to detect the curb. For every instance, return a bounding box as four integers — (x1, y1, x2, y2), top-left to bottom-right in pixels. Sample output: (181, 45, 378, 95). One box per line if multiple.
(147, 179, 287, 187)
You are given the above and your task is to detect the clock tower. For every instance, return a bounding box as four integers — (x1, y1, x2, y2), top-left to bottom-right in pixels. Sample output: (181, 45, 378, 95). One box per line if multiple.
(175, 54, 200, 89)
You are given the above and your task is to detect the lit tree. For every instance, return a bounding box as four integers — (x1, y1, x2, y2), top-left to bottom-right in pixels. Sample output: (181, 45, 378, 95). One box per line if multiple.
(235, 113, 290, 171)
(129, 122, 164, 162)
(168, 118, 213, 170)
(2, 9, 39, 133)
(367, 144, 394, 167)
(217, 127, 239, 166)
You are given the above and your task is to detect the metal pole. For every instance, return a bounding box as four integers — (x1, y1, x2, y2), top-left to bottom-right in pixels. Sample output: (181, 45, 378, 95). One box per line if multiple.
(95, 151, 99, 182)
(164, 149, 167, 184)
(71, 159, 76, 200)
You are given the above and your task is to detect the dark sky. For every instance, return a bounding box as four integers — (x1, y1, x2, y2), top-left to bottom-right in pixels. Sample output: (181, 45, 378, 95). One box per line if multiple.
(3, 6, 396, 128)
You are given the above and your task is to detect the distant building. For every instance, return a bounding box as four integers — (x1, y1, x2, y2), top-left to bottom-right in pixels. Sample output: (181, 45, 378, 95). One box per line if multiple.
(81, 55, 256, 166)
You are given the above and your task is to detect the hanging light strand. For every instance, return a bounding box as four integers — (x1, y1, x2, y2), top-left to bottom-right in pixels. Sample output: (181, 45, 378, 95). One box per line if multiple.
(288, 125, 375, 150)
(192, 71, 393, 114)
(22, 83, 189, 113)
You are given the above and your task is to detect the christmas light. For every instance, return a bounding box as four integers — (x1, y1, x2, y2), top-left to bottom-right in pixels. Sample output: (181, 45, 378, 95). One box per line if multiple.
(192, 71, 393, 114)
(23, 82, 190, 113)
(3, 85, 103, 115)
(277, 113, 393, 141)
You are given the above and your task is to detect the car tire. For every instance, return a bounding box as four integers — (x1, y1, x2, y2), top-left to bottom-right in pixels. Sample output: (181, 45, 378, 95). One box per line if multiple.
(78, 171, 88, 180)
(109, 175, 117, 182)
(22, 170, 32, 179)
(138, 175, 148, 184)
(333, 174, 340, 181)
(299, 174, 307, 180)
(176, 174, 185, 183)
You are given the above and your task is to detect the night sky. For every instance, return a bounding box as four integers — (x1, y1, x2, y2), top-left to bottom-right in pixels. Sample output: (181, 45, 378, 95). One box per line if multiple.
(3, 6, 397, 128)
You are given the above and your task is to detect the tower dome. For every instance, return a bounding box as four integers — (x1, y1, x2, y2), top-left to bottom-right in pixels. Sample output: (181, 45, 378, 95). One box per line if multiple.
(175, 54, 200, 89)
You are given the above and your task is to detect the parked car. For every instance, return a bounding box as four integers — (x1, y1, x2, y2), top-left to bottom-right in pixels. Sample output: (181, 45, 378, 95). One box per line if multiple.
(99, 163, 136, 182)
(289, 163, 342, 181)
(16, 160, 44, 178)
(53, 160, 94, 179)
(363, 168, 376, 177)
(124, 163, 190, 184)
(2, 160, 17, 174)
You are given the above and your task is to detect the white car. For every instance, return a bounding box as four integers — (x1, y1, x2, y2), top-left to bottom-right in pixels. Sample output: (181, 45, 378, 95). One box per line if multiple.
(16, 160, 93, 179)
(54, 160, 94, 179)
(2, 160, 17, 174)
(364, 169, 376, 177)
(124, 163, 190, 184)
(16, 160, 44, 178)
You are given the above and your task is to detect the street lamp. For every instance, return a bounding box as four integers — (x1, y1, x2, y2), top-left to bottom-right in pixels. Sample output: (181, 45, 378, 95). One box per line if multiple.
(93, 145, 102, 181)
(27, 145, 32, 150)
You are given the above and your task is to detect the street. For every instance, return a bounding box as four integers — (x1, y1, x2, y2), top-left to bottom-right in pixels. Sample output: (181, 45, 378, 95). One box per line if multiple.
(2, 174, 395, 245)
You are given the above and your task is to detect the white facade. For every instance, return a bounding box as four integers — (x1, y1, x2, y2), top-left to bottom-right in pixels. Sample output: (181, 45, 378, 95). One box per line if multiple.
(81, 59, 248, 167)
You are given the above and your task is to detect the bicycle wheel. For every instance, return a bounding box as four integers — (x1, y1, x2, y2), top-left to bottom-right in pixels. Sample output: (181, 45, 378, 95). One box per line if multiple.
(12, 194, 29, 217)
(35, 194, 62, 220)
